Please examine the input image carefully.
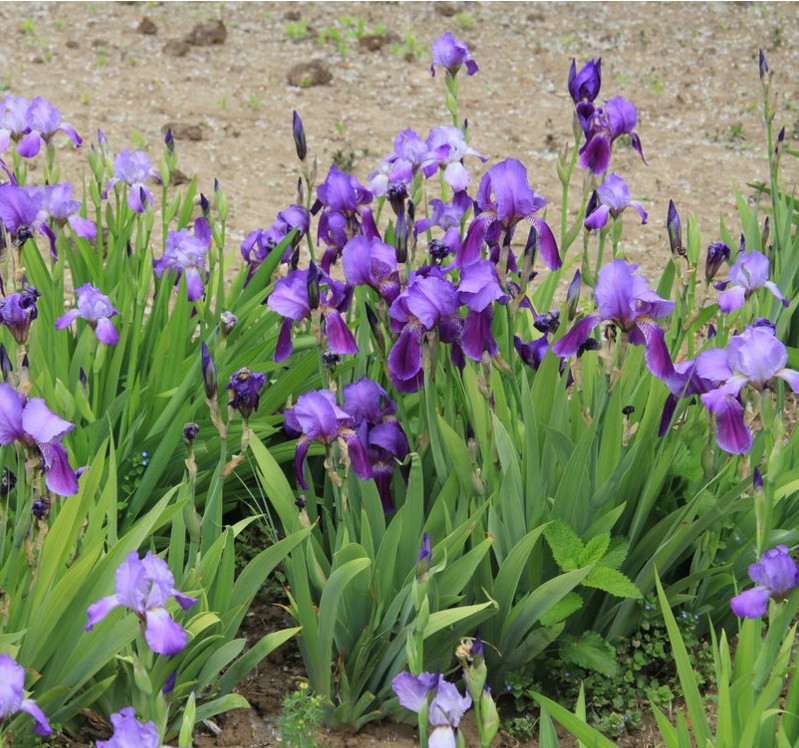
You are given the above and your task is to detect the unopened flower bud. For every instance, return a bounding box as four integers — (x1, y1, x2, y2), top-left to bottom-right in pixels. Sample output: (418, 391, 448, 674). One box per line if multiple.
(566, 270, 581, 321)
(307, 261, 320, 310)
(667, 200, 682, 255)
(183, 422, 200, 445)
(0, 344, 12, 382)
(759, 49, 769, 81)
(479, 689, 500, 746)
(199, 193, 210, 217)
(322, 350, 340, 371)
(395, 209, 408, 264)
(707, 324, 717, 339)
(201, 342, 217, 400)
(416, 532, 432, 580)
(220, 311, 238, 336)
(226, 367, 266, 420)
(164, 127, 175, 154)
(365, 303, 385, 355)
(292, 110, 307, 162)
(704, 242, 730, 283)
(387, 183, 408, 216)
(753, 466, 764, 491)
(585, 189, 600, 227)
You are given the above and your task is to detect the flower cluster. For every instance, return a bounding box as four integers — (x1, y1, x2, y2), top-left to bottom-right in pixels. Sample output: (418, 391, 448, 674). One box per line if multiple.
(0, 95, 82, 157)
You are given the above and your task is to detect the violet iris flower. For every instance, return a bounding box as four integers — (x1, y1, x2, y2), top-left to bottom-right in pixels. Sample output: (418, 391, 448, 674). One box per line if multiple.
(388, 272, 462, 392)
(579, 96, 646, 174)
(241, 204, 309, 281)
(464, 158, 561, 271)
(0, 653, 52, 736)
(226, 367, 266, 419)
(430, 32, 478, 77)
(704, 242, 730, 283)
(342, 378, 410, 512)
(342, 234, 401, 303)
(584, 174, 647, 229)
(86, 550, 198, 656)
(154, 217, 212, 302)
(514, 335, 549, 371)
(699, 326, 799, 454)
(0, 96, 31, 152)
(267, 267, 357, 361)
(0, 286, 40, 344)
(425, 126, 486, 193)
(55, 283, 120, 344)
(284, 389, 372, 490)
(731, 545, 799, 619)
(715, 249, 788, 313)
(0, 382, 79, 496)
(569, 58, 602, 134)
(0, 182, 56, 251)
(392, 671, 472, 748)
(369, 129, 430, 198)
(106, 150, 160, 213)
(17, 97, 82, 158)
(458, 259, 509, 361)
(552, 260, 675, 380)
(96, 707, 163, 748)
(34, 182, 97, 241)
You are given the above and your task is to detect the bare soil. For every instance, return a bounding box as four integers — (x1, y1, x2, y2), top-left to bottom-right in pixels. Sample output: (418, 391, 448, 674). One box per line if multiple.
(3, 2, 798, 746)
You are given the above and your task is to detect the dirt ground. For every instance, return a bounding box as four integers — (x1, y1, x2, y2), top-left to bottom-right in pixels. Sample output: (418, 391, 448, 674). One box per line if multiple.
(3, 1, 799, 746)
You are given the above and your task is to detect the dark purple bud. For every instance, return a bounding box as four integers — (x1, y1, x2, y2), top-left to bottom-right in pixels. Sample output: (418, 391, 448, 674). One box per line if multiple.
(428, 239, 451, 263)
(0, 344, 12, 382)
(322, 350, 340, 369)
(753, 466, 764, 491)
(471, 632, 485, 665)
(416, 532, 432, 577)
(762, 216, 770, 249)
(704, 242, 730, 283)
(777, 126, 785, 145)
(707, 323, 717, 339)
(220, 311, 238, 336)
(162, 671, 177, 695)
(292, 111, 307, 162)
(0, 467, 16, 495)
(201, 342, 217, 400)
(566, 270, 581, 321)
(290, 245, 300, 270)
(622, 405, 635, 416)
(295, 495, 307, 509)
(523, 224, 538, 263)
(585, 190, 600, 225)
(759, 49, 768, 81)
(387, 183, 408, 216)
(183, 422, 200, 444)
(307, 261, 320, 310)
(739, 233, 746, 254)
(534, 310, 560, 335)
(164, 127, 175, 154)
(226, 367, 266, 420)
(297, 176, 304, 206)
(199, 193, 210, 217)
(395, 210, 408, 264)
(32, 498, 50, 518)
(667, 200, 682, 255)
(214, 178, 220, 193)
(365, 303, 385, 354)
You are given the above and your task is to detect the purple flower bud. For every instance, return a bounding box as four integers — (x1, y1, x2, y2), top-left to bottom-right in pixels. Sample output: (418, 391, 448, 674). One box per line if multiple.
(759, 49, 768, 81)
(164, 127, 175, 154)
(226, 367, 266, 420)
(534, 309, 560, 335)
(667, 200, 682, 255)
(585, 189, 600, 224)
(705, 242, 730, 283)
(0, 343, 12, 381)
(753, 467, 764, 491)
(292, 110, 307, 162)
(201, 342, 217, 400)
(707, 324, 717, 339)
(199, 192, 210, 217)
(183, 422, 200, 444)
(395, 209, 408, 264)
(306, 261, 320, 310)
(416, 532, 432, 578)
(32, 498, 50, 518)
(568, 58, 602, 104)
(752, 317, 776, 333)
(567, 270, 581, 321)
(220, 310, 238, 336)
(322, 350, 340, 369)
(162, 671, 177, 695)
(387, 183, 408, 216)
(430, 32, 478, 78)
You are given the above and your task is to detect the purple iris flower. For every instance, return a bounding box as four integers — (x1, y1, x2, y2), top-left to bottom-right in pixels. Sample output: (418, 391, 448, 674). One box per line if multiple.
(85, 550, 198, 656)
(267, 267, 357, 361)
(388, 272, 461, 392)
(704, 242, 730, 283)
(226, 367, 266, 420)
(458, 259, 509, 361)
(16, 97, 81, 158)
(241, 204, 310, 281)
(284, 389, 372, 490)
(0, 382, 79, 496)
(392, 671, 472, 748)
(552, 260, 675, 380)
(715, 249, 788, 313)
(154, 217, 211, 302)
(425, 126, 486, 193)
(106, 150, 160, 213)
(96, 707, 163, 748)
(514, 335, 550, 370)
(465, 158, 561, 271)
(55, 283, 120, 345)
(731, 546, 799, 619)
(0, 286, 40, 344)
(342, 234, 401, 303)
(369, 129, 430, 198)
(34, 182, 97, 240)
(699, 326, 799, 454)
(430, 32, 478, 77)
(568, 58, 602, 134)
(584, 174, 647, 229)
(0, 653, 52, 736)
(579, 96, 646, 174)
(0, 96, 31, 152)
(0, 182, 56, 251)
(342, 378, 410, 512)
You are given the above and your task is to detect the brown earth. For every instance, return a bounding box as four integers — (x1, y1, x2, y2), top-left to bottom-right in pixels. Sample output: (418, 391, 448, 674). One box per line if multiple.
(3, 1, 798, 746)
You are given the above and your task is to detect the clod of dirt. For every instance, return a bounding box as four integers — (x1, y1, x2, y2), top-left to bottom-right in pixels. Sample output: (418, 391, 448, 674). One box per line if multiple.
(137, 17, 157, 35)
(170, 169, 190, 186)
(184, 19, 227, 46)
(162, 39, 190, 58)
(65, 40, 79, 49)
(286, 59, 332, 87)
(283, 8, 302, 21)
(162, 122, 204, 142)
(358, 33, 396, 52)
(435, 2, 460, 16)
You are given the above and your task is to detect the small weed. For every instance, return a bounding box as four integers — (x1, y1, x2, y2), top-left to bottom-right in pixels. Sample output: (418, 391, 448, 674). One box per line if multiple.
(54, 19, 66, 30)
(96, 52, 108, 67)
(637, 28, 649, 45)
(646, 73, 665, 96)
(285, 18, 310, 42)
(334, 121, 346, 136)
(557, 33, 579, 50)
(80, 92, 90, 106)
(772, 25, 784, 48)
(276, 683, 324, 748)
(791, 118, 799, 140)
(216, 95, 228, 109)
(132, 130, 148, 150)
(391, 31, 426, 62)
(453, 11, 476, 30)
(19, 18, 36, 35)
(614, 71, 631, 85)
(725, 122, 746, 142)
(299, 77, 313, 89)
(332, 148, 356, 172)
(246, 94, 261, 111)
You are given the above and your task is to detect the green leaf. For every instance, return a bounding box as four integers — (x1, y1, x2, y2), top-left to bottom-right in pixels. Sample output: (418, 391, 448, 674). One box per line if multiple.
(538, 592, 583, 626)
(583, 567, 642, 599)
(561, 631, 617, 677)
(544, 520, 583, 571)
(530, 692, 617, 747)
(578, 532, 610, 566)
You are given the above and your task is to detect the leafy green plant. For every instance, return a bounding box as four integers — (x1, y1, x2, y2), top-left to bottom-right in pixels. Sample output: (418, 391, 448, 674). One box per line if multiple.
(285, 18, 310, 42)
(276, 683, 325, 748)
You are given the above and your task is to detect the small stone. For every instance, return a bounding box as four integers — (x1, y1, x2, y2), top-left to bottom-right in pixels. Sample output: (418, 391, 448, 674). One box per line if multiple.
(358, 33, 393, 52)
(527, 11, 546, 22)
(185, 19, 227, 46)
(170, 169, 190, 186)
(435, 2, 459, 16)
(137, 17, 158, 35)
(162, 122, 203, 141)
(32, 55, 45, 64)
(163, 39, 190, 57)
(283, 9, 302, 21)
(66, 39, 79, 49)
(286, 59, 332, 87)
